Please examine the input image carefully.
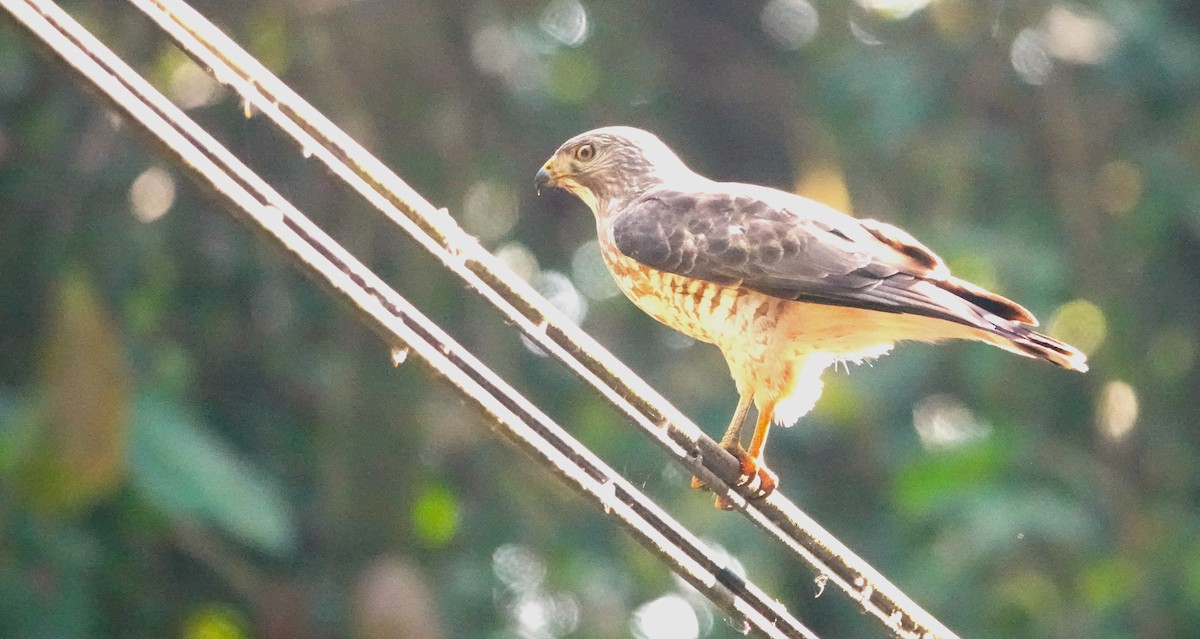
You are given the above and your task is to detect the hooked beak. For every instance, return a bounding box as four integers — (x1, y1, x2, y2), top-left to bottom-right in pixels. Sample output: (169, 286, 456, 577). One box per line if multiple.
(534, 161, 557, 196)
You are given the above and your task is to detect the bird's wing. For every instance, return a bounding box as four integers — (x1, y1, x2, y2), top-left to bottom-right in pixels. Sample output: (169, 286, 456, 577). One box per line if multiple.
(609, 185, 1036, 329)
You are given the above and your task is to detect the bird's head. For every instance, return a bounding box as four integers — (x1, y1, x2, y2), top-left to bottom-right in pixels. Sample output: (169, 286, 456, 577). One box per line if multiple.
(535, 126, 693, 218)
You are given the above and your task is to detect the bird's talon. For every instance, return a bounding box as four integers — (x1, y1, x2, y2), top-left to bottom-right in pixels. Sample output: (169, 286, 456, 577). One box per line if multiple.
(713, 493, 738, 510)
(718, 443, 778, 498)
(737, 455, 778, 500)
(737, 454, 757, 479)
(748, 467, 778, 500)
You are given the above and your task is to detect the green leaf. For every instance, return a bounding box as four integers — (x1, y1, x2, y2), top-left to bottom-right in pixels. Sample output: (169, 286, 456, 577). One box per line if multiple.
(182, 604, 252, 639)
(128, 395, 296, 556)
(411, 482, 459, 548)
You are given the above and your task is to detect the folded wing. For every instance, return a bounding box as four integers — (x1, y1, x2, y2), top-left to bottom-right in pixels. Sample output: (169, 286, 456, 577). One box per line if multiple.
(608, 187, 1082, 368)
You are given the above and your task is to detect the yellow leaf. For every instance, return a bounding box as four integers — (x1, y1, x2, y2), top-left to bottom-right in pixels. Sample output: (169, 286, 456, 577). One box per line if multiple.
(17, 272, 130, 515)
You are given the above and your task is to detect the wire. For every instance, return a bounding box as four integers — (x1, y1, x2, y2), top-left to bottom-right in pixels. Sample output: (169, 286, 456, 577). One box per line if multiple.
(118, 2, 961, 638)
(1, 1, 819, 637)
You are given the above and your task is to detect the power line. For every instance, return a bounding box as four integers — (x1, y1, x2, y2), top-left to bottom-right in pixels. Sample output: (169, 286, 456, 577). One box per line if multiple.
(123, 2, 960, 638)
(1, 1, 818, 637)
(3, 0, 961, 636)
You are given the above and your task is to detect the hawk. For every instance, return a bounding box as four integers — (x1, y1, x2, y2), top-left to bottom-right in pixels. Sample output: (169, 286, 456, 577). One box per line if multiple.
(535, 126, 1087, 505)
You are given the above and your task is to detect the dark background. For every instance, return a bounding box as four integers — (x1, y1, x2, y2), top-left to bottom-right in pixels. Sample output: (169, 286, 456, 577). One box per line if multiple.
(2, 1, 1198, 637)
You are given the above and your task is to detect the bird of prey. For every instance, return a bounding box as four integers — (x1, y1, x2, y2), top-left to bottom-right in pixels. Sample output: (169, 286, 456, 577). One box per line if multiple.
(535, 126, 1087, 505)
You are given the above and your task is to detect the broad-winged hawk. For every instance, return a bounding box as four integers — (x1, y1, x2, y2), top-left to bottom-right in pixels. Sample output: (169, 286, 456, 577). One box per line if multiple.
(535, 126, 1086, 505)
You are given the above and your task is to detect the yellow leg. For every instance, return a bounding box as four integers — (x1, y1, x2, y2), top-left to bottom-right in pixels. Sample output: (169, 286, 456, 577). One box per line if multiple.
(690, 390, 753, 491)
(747, 401, 772, 461)
(701, 394, 781, 509)
(718, 391, 754, 449)
(741, 402, 778, 499)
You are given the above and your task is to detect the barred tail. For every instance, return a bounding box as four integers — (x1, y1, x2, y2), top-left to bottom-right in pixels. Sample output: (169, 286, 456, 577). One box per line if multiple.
(929, 277, 1089, 372)
(987, 324, 1089, 372)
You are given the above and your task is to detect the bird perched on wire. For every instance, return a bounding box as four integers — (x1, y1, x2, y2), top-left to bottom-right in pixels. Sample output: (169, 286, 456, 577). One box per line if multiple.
(535, 126, 1087, 506)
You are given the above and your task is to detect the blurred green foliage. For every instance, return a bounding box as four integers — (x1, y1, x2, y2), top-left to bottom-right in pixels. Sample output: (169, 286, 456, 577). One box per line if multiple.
(2, 1, 1199, 638)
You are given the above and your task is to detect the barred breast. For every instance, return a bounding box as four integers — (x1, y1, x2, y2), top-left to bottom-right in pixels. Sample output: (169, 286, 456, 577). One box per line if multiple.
(599, 243, 781, 350)
(600, 241, 848, 426)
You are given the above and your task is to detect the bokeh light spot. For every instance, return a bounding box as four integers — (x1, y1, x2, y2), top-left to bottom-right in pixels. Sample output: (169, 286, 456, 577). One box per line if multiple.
(492, 544, 579, 638)
(353, 557, 445, 639)
(169, 61, 223, 110)
(760, 0, 820, 50)
(540, 0, 589, 47)
(570, 240, 621, 300)
(471, 22, 543, 97)
(1096, 380, 1138, 443)
(462, 180, 519, 244)
(129, 166, 176, 222)
(472, 24, 519, 79)
(496, 242, 541, 282)
(631, 594, 700, 639)
(1042, 4, 1119, 66)
(411, 484, 459, 547)
(521, 270, 586, 356)
(848, 19, 883, 46)
(1047, 299, 1107, 356)
(854, 0, 930, 21)
(1011, 28, 1053, 85)
(183, 605, 249, 639)
(913, 394, 991, 451)
(493, 543, 546, 593)
(535, 270, 587, 325)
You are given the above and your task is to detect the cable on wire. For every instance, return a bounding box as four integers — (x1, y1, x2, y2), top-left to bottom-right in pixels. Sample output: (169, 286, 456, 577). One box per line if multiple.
(0, 1, 820, 637)
(120, 2, 960, 638)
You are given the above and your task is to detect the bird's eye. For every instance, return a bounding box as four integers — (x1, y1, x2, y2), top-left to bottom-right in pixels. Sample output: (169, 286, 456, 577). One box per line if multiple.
(574, 143, 595, 162)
